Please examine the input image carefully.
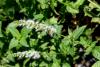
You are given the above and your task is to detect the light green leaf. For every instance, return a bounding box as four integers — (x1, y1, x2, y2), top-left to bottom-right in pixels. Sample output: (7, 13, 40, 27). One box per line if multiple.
(20, 8, 27, 13)
(42, 52, 51, 61)
(9, 27, 21, 39)
(9, 38, 19, 49)
(49, 17, 57, 24)
(7, 22, 21, 39)
(49, 51, 56, 60)
(92, 61, 100, 67)
(15, 63, 20, 67)
(52, 59, 60, 67)
(73, 26, 86, 40)
(39, 61, 48, 67)
(29, 39, 38, 47)
(62, 63, 71, 67)
(85, 41, 96, 55)
(21, 27, 31, 38)
(91, 17, 100, 24)
(66, 4, 79, 14)
(74, 0, 85, 8)
(92, 46, 100, 60)
(40, 42, 48, 50)
(19, 37, 29, 47)
(23, 59, 30, 67)
(34, 14, 44, 20)
(6, 51, 15, 62)
(80, 37, 91, 48)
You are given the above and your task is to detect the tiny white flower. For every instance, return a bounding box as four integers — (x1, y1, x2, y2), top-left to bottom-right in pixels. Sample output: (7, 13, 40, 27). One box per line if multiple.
(32, 51, 40, 59)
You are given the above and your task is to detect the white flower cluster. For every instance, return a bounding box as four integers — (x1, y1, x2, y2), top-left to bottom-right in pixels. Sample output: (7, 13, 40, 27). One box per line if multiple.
(18, 19, 57, 36)
(14, 50, 40, 59)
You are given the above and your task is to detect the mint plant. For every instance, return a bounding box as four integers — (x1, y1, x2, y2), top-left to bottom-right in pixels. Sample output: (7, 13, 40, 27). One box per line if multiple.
(0, 0, 100, 67)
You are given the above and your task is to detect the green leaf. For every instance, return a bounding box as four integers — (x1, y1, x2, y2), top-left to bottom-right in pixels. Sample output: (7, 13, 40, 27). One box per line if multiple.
(39, 61, 48, 67)
(0, 40, 4, 49)
(42, 52, 51, 61)
(52, 59, 60, 67)
(15, 63, 20, 67)
(84, 6, 93, 17)
(62, 63, 71, 67)
(9, 38, 19, 49)
(91, 17, 100, 24)
(88, 0, 100, 10)
(9, 27, 20, 39)
(19, 37, 29, 47)
(34, 14, 44, 20)
(21, 27, 31, 38)
(40, 42, 48, 50)
(0, 21, 3, 37)
(66, 5, 79, 14)
(6, 51, 15, 62)
(60, 37, 71, 56)
(80, 37, 91, 48)
(48, 17, 57, 24)
(92, 46, 100, 60)
(74, 0, 85, 8)
(73, 26, 86, 40)
(49, 51, 57, 60)
(0, 0, 6, 7)
(7, 22, 21, 39)
(23, 59, 30, 67)
(92, 61, 100, 67)
(85, 41, 96, 55)
(29, 39, 38, 47)
(20, 8, 27, 13)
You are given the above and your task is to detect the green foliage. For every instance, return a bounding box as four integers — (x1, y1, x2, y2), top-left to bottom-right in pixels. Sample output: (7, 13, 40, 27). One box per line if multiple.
(92, 61, 100, 67)
(0, 0, 100, 66)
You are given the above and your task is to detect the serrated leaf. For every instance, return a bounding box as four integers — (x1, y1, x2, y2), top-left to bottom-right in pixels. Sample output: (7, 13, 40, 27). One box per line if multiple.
(49, 51, 56, 60)
(9, 38, 19, 49)
(40, 42, 48, 50)
(9, 27, 21, 39)
(80, 37, 91, 48)
(19, 37, 29, 47)
(85, 41, 96, 55)
(74, 0, 85, 8)
(42, 52, 51, 61)
(29, 39, 37, 47)
(92, 61, 100, 67)
(7, 22, 21, 39)
(73, 26, 86, 40)
(21, 27, 31, 38)
(34, 14, 44, 20)
(52, 59, 60, 67)
(66, 4, 79, 14)
(49, 17, 57, 24)
(92, 46, 100, 60)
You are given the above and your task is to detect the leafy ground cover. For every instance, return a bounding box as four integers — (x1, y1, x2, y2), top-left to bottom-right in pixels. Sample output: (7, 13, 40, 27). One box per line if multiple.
(0, 0, 100, 67)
